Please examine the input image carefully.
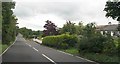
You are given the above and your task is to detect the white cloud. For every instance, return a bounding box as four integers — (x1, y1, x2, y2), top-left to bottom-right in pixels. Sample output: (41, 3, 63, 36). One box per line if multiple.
(17, 13, 66, 31)
(13, 0, 118, 31)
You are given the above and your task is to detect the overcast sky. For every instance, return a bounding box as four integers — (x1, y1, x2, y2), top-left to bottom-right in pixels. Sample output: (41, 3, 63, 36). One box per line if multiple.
(13, 0, 118, 31)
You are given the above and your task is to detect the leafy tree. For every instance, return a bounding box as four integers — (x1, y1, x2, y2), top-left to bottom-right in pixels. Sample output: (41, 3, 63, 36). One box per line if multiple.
(32, 30, 43, 36)
(82, 23, 96, 37)
(60, 21, 76, 35)
(0, 2, 1, 41)
(43, 20, 58, 36)
(75, 21, 84, 35)
(2, 2, 17, 45)
(19, 27, 43, 39)
(78, 23, 107, 53)
(19, 27, 33, 38)
(104, 0, 120, 30)
(104, 0, 120, 56)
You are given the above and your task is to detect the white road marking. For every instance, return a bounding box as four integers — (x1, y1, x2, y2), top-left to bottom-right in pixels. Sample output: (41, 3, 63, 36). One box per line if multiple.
(75, 56, 99, 64)
(42, 54, 56, 64)
(57, 50, 73, 56)
(57, 50, 98, 63)
(0, 37, 17, 56)
(28, 44, 31, 47)
(25, 43, 32, 47)
(32, 47, 38, 52)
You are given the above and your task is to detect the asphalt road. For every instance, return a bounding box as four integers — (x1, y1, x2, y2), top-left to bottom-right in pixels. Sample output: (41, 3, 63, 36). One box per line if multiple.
(2, 34, 98, 64)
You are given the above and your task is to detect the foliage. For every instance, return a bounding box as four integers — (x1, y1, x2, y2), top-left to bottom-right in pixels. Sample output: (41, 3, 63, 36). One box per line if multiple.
(60, 21, 76, 35)
(79, 52, 119, 63)
(104, 0, 120, 30)
(78, 33, 107, 53)
(75, 21, 84, 35)
(78, 23, 105, 53)
(82, 23, 96, 37)
(103, 36, 117, 55)
(19, 27, 43, 39)
(63, 48, 79, 55)
(0, 2, 1, 34)
(43, 20, 58, 36)
(2, 44, 8, 52)
(62, 47, 119, 63)
(78, 23, 118, 55)
(42, 34, 78, 49)
(116, 38, 120, 57)
(2, 2, 17, 45)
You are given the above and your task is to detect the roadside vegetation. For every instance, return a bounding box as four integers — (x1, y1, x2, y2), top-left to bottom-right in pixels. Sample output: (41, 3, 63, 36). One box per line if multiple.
(1, 2, 18, 53)
(42, 34, 77, 49)
(42, 0, 120, 64)
(40, 1, 120, 63)
(41, 21, 119, 63)
(0, 1, 2, 54)
(1, 0, 119, 63)
(19, 27, 43, 39)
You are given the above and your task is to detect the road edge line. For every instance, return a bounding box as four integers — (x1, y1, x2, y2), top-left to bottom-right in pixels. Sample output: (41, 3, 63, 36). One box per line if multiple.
(40, 45, 98, 63)
(57, 50, 73, 56)
(57, 50, 98, 64)
(0, 37, 17, 56)
(42, 54, 56, 64)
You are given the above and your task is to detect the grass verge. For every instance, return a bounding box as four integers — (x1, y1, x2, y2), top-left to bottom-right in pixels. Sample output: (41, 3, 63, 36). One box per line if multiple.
(61, 48, 119, 63)
(2, 44, 8, 53)
(62, 48, 79, 55)
(0, 41, 14, 55)
(0, 42, 2, 54)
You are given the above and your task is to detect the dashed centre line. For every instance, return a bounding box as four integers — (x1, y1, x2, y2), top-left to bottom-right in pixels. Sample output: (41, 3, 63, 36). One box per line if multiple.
(32, 47, 39, 52)
(42, 54, 56, 64)
(25, 43, 32, 47)
(28, 44, 31, 47)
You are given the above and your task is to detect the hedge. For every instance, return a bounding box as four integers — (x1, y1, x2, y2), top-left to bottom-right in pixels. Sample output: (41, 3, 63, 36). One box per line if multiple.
(42, 34, 77, 49)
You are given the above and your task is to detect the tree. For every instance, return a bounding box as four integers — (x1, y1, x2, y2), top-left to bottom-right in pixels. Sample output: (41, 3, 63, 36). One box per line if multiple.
(104, 0, 120, 30)
(78, 23, 107, 53)
(60, 21, 76, 35)
(43, 20, 58, 36)
(2, 2, 17, 45)
(82, 23, 96, 37)
(21, 27, 33, 38)
(75, 21, 84, 35)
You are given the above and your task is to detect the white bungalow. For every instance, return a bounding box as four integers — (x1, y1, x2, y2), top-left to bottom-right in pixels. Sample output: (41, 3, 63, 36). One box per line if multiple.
(96, 24, 120, 37)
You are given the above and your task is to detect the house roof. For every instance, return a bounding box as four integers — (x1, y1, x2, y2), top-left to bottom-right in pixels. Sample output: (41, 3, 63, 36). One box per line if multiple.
(96, 24, 118, 31)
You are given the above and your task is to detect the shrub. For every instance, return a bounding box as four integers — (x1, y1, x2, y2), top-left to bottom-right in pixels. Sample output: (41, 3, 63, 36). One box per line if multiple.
(117, 38, 120, 57)
(102, 36, 119, 56)
(78, 34, 106, 53)
(42, 34, 77, 49)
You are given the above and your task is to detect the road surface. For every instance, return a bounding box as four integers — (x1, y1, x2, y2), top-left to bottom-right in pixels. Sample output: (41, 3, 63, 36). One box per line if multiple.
(2, 34, 98, 64)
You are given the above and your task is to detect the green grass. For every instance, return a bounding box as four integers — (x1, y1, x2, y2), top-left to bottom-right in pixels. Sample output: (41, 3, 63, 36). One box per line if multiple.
(2, 44, 8, 53)
(113, 38, 119, 47)
(0, 42, 14, 54)
(0, 43, 9, 54)
(61, 48, 119, 63)
(62, 48, 79, 55)
(0, 42, 2, 54)
(79, 53, 119, 62)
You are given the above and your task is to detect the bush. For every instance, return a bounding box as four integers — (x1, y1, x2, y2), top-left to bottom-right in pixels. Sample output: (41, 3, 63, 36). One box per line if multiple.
(78, 34, 107, 53)
(117, 38, 120, 57)
(78, 33, 118, 55)
(101, 36, 119, 56)
(42, 34, 77, 49)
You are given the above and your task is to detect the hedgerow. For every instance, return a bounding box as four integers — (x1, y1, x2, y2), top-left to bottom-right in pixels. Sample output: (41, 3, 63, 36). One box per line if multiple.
(42, 34, 77, 49)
